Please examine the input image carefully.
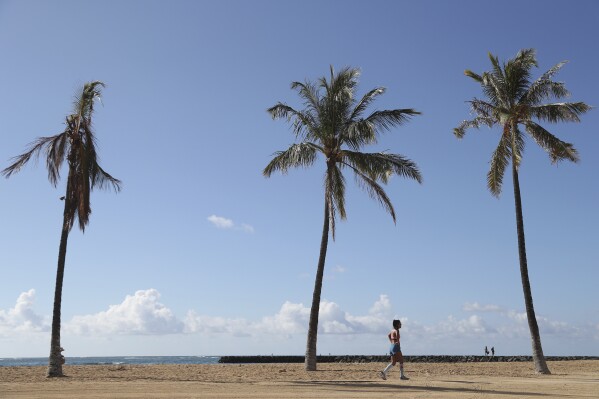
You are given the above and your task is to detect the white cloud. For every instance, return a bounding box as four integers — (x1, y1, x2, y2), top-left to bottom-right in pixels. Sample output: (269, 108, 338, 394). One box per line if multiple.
(207, 215, 234, 229)
(184, 311, 250, 336)
(506, 310, 528, 322)
(3, 289, 597, 353)
(0, 289, 49, 335)
(207, 215, 254, 233)
(257, 301, 310, 335)
(66, 289, 183, 335)
(184, 295, 393, 337)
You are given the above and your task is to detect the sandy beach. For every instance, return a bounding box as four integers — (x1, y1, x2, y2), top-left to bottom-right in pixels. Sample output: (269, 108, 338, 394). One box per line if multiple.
(1, 360, 598, 398)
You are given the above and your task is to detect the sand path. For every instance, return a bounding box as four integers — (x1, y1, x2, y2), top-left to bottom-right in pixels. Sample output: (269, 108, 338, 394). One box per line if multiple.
(1, 361, 598, 398)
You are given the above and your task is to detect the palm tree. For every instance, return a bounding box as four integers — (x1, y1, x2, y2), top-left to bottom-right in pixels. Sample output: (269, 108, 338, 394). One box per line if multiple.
(264, 66, 422, 371)
(454, 49, 591, 374)
(2, 81, 121, 377)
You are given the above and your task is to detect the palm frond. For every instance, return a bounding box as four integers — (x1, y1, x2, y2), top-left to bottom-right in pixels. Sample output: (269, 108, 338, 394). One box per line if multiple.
(350, 165, 396, 223)
(341, 150, 422, 184)
(45, 129, 70, 186)
(364, 109, 420, 133)
(524, 81, 570, 105)
(343, 119, 376, 149)
(266, 67, 420, 237)
(502, 123, 526, 171)
(453, 116, 495, 138)
(267, 103, 317, 139)
(522, 61, 568, 104)
(324, 164, 346, 239)
(290, 80, 321, 116)
(506, 49, 536, 101)
(487, 53, 508, 100)
(350, 87, 385, 121)
(4, 81, 119, 233)
(469, 99, 496, 119)
(91, 163, 123, 192)
(464, 70, 483, 82)
(263, 142, 320, 177)
(1, 134, 65, 182)
(74, 81, 105, 118)
(325, 66, 359, 102)
(481, 70, 506, 108)
(529, 102, 592, 123)
(487, 130, 512, 197)
(514, 48, 538, 68)
(525, 121, 579, 163)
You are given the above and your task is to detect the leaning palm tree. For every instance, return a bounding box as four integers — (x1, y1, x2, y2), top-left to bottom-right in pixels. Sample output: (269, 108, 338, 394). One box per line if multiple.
(2, 81, 121, 377)
(454, 49, 590, 374)
(264, 66, 422, 371)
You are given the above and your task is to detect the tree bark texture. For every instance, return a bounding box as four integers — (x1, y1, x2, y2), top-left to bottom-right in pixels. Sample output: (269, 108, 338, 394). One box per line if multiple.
(511, 162, 551, 374)
(46, 195, 71, 377)
(305, 199, 330, 371)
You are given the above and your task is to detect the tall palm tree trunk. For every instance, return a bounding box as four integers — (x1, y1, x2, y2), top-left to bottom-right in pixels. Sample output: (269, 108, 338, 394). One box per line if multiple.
(305, 199, 330, 371)
(47, 185, 72, 377)
(511, 162, 551, 374)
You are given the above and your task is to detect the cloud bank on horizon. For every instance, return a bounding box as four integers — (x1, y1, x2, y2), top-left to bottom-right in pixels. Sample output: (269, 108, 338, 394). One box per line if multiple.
(2, 289, 596, 349)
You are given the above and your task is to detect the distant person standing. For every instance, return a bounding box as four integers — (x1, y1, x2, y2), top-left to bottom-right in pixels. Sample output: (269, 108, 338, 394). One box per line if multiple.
(485, 346, 489, 357)
(491, 347, 495, 357)
(379, 319, 409, 380)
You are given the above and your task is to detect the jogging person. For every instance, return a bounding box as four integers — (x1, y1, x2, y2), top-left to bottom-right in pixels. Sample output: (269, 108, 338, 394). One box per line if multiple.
(379, 319, 408, 380)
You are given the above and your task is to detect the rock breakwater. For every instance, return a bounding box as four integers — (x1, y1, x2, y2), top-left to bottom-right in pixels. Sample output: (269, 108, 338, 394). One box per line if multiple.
(218, 355, 599, 364)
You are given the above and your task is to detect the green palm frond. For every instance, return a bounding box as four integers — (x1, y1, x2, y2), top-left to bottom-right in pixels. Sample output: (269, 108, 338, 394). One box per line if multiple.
(343, 119, 377, 149)
(507, 49, 537, 101)
(464, 70, 483, 82)
(454, 116, 494, 138)
(325, 164, 347, 239)
(487, 130, 512, 197)
(322, 66, 359, 102)
(364, 109, 420, 132)
(341, 150, 422, 184)
(468, 99, 495, 119)
(263, 142, 320, 176)
(290, 80, 321, 116)
(529, 102, 591, 123)
(525, 121, 579, 163)
(523, 61, 569, 104)
(350, 87, 385, 121)
(352, 168, 396, 223)
(507, 124, 526, 171)
(266, 66, 421, 238)
(456, 48, 590, 196)
(267, 103, 317, 139)
(485, 54, 508, 106)
(524, 81, 569, 105)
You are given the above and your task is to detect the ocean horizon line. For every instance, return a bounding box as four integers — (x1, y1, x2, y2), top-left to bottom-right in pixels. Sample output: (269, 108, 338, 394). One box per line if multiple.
(2, 354, 598, 367)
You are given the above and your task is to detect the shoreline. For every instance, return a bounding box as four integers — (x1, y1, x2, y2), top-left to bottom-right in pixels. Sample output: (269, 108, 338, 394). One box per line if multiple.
(3, 354, 598, 367)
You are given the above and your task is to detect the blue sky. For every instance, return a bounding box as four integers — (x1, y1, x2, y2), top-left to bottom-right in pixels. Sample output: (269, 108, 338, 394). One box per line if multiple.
(1, 0, 598, 358)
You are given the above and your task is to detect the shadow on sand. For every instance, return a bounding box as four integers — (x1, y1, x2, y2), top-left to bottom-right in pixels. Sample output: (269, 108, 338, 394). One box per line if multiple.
(291, 381, 561, 397)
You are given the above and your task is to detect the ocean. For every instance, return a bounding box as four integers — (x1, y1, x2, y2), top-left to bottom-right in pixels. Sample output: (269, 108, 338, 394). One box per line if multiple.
(0, 356, 220, 367)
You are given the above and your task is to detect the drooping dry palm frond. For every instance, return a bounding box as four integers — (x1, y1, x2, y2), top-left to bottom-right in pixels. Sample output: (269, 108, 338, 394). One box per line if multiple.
(2, 81, 121, 232)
